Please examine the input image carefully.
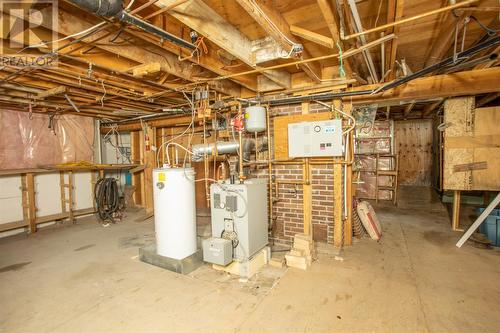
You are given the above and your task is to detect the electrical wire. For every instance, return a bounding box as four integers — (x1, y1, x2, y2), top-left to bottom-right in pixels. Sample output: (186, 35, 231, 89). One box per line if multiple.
(155, 91, 196, 167)
(20, 22, 107, 51)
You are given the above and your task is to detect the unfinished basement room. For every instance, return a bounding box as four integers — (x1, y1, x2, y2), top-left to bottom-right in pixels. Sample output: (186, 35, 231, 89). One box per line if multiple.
(1, 0, 500, 332)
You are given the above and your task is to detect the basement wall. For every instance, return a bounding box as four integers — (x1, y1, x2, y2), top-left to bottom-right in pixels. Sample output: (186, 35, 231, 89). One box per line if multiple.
(0, 172, 95, 238)
(0, 110, 97, 237)
(253, 103, 336, 246)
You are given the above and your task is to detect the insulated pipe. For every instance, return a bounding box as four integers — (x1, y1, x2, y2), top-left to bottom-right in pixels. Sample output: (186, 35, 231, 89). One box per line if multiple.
(68, 0, 196, 50)
(191, 142, 240, 161)
(191, 139, 258, 162)
(68, 0, 123, 16)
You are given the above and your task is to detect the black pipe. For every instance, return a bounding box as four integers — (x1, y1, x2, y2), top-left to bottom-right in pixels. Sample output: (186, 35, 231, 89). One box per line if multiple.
(373, 35, 500, 94)
(118, 12, 196, 50)
(69, 0, 123, 16)
(68, 0, 196, 50)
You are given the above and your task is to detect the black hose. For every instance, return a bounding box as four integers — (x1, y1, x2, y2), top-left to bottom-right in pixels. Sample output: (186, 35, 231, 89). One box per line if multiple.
(94, 177, 121, 223)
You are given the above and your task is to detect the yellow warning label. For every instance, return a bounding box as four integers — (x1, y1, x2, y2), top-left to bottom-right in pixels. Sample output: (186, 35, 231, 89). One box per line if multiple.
(158, 172, 166, 181)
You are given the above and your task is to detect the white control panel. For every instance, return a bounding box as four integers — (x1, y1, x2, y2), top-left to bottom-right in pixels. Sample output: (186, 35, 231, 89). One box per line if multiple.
(288, 119, 343, 157)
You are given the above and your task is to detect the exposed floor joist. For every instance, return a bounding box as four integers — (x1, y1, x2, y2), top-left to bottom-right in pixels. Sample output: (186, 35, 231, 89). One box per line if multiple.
(235, 0, 322, 83)
(158, 0, 292, 89)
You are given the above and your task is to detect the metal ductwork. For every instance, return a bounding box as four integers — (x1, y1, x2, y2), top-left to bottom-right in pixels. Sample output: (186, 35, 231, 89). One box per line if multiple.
(68, 0, 196, 50)
(191, 139, 262, 162)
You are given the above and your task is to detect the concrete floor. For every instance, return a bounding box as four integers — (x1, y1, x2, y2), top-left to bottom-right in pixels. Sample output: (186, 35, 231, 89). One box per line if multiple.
(1, 186, 500, 333)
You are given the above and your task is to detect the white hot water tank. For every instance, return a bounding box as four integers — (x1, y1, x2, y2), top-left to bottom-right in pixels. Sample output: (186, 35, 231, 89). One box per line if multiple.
(153, 167, 197, 259)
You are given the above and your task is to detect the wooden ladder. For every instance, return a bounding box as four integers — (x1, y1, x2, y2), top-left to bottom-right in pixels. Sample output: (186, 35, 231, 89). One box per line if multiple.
(375, 154, 399, 205)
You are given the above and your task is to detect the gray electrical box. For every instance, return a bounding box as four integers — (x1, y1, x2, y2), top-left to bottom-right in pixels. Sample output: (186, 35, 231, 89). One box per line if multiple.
(202, 237, 233, 266)
(288, 119, 343, 157)
(209, 179, 268, 262)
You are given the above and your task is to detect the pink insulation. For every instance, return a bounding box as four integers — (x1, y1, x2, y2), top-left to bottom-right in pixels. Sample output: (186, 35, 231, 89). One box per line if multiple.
(354, 121, 394, 200)
(0, 110, 94, 169)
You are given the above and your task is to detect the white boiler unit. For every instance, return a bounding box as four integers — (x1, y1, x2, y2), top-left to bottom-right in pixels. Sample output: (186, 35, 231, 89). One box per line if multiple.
(153, 167, 197, 260)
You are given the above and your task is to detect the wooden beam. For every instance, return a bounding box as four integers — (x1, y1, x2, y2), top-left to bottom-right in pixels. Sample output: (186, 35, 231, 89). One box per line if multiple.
(422, 99, 444, 117)
(236, 0, 322, 82)
(388, 0, 404, 80)
(130, 131, 143, 206)
(333, 99, 343, 247)
(403, 102, 415, 117)
(142, 0, 188, 19)
(349, 67, 500, 104)
(301, 102, 312, 236)
(316, 0, 355, 77)
(131, 62, 161, 77)
(425, 2, 462, 68)
(32, 8, 242, 96)
(452, 190, 461, 231)
(36, 86, 67, 99)
(476, 92, 500, 108)
(26, 173, 37, 234)
(159, 0, 291, 88)
(143, 126, 156, 213)
(333, 162, 343, 247)
(290, 25, 334, 49)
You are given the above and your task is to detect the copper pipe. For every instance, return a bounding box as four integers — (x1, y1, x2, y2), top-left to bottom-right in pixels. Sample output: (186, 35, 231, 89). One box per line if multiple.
(238, 103, 245, 182)
(203, 114, 210, 206)
(266, 105, 274, 228)
(343, 0, 478, 40)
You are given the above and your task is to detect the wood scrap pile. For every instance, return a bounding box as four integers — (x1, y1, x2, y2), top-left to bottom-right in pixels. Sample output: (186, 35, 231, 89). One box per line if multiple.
(285, 233, 315, 270)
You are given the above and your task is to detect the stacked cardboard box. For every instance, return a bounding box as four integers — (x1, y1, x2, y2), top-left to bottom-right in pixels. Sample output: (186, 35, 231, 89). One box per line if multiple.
(285, 234, 315, 270)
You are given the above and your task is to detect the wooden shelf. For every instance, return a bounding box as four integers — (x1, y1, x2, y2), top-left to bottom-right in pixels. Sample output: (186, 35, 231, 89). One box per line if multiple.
(0, 164, 140, 176)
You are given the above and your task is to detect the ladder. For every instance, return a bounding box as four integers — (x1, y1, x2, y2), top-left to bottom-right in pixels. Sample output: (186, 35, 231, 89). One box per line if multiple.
(375, 154, 399, 205)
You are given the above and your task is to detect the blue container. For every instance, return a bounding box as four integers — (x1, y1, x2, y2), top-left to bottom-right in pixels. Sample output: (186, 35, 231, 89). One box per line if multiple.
(125, 172, 132, 186)
(478, 208, 500, 246)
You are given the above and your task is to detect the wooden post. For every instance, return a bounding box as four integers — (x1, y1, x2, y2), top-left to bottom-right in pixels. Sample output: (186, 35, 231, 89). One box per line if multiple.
(68, 171, 74, 223)
(131, 131, 143, 206)
(90, 171, 97, 212)
(452, 190, 462, 231)
(59, 171, 67, 213)
(20, 175, 29, 226)
(301, 101, 313, 236)
(144, 125, 156, 213)
(333, 163, 343, 247)
(26, 173, 37, 233)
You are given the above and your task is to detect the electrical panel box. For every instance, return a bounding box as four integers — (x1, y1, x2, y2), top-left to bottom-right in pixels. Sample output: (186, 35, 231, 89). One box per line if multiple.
(209, 179, 268, 261)
(202, 237, 233, 266)
(288, 119, 343, 157)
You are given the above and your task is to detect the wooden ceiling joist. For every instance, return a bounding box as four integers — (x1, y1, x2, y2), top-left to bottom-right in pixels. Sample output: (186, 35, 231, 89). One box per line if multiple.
(316, 0, 355, 78)
(156, 0, 292, 89)
(235, 0, 322, 83)
(290, 25, 335, 49)
(57, 10, 242, 96)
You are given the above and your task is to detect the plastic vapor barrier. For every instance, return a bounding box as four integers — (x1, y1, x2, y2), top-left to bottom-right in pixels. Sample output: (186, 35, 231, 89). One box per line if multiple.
(0, 110, 94, 169)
